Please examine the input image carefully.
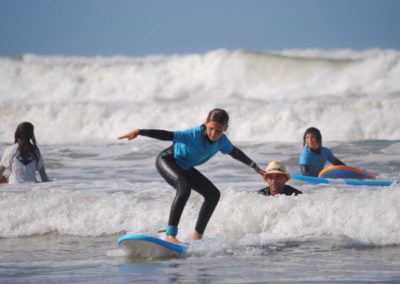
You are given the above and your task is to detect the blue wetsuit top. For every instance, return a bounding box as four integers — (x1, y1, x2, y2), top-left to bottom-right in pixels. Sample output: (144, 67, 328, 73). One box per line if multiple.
(299, 146, 338, 176)
(138, 127, 256, 170)
(173, 125, 234, 170)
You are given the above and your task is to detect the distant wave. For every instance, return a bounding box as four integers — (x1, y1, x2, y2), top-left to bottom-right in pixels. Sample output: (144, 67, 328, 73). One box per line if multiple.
(1, 49, 399, 144)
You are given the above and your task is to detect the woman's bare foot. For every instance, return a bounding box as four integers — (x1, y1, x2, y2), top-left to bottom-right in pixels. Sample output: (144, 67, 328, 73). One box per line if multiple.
(191, 230, 202, 240)
(165, 235, 181, 243)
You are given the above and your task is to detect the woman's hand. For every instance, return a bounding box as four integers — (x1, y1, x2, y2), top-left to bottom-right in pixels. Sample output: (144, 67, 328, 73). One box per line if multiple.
(118, 129, 140, 140)
(254, 166, 266, 176)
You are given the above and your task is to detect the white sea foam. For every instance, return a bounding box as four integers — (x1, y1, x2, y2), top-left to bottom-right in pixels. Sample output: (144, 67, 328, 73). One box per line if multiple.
(1, 180, 399, 247)
(1, 49, 400, 144)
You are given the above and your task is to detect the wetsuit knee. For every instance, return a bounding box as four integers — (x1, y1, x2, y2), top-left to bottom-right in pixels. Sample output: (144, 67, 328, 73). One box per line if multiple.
(205, 188, 220, 205)
(194, 189, 220, 235)
(175, 176, 191, 198)
(214, 190, 221, 202)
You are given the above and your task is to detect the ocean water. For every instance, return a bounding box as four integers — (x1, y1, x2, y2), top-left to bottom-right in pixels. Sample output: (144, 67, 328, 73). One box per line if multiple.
(1, 49, 400, 283)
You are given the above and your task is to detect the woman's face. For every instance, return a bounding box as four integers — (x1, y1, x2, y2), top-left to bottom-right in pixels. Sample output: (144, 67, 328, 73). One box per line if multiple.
(205, 121, 228, 142)
(305, 133, 320, 150)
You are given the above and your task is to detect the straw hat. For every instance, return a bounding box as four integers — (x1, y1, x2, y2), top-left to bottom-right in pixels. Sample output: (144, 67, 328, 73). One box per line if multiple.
(264, 161, 291, 180)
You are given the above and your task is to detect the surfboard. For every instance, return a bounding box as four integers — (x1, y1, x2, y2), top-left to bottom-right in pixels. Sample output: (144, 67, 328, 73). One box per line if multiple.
(318, 165, 376, 179)
(118, 233, 189, 259)
(291, 174, 393, 187)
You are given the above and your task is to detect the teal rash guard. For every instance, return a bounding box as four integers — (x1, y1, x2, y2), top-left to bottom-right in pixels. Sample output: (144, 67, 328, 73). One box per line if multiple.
(173, 125, 234, 170)
(299, 146, 344, 176)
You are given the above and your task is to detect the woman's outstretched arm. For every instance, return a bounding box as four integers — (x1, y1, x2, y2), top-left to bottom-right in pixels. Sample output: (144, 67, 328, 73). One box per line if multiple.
(118, 129, 173, 141)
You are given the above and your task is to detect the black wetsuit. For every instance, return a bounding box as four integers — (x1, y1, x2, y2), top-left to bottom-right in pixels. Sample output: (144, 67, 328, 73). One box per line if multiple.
(140, 128, 258, 235)
(258, 185, 302, 196)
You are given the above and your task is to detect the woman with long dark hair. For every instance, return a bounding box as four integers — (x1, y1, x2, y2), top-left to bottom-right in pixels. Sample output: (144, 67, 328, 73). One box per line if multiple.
(0, 122, 49, 184)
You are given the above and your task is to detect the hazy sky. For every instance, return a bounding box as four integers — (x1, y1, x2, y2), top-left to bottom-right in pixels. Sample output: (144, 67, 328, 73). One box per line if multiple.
(1, 0, 399, 56)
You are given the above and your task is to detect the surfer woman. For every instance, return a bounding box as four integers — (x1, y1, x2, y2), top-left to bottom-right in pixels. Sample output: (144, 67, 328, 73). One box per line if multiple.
(299, 127, 345, 177)
(119, 108, 265, 243)
(0, 122, 49, 184)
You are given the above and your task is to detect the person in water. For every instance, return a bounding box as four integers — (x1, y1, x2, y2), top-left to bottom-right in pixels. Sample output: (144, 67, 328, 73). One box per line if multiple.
(0, 122, 49, 184)
(299, 127, 345, 177)
(258, 161, 302, 196)
(118, 108, 265, 243)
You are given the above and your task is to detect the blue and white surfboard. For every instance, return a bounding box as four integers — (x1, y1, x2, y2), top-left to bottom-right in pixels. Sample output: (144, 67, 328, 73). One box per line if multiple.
(118, 233, 189, 259)
(291, 174, 393, 187)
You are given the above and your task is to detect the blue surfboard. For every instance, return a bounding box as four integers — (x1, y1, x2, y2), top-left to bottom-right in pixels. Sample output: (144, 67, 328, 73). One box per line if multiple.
(118, 233, 189, 259)
(291, 174, 393, 187)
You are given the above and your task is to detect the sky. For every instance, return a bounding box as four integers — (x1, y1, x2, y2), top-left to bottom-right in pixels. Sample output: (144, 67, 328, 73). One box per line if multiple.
(0, 0, 399, 56)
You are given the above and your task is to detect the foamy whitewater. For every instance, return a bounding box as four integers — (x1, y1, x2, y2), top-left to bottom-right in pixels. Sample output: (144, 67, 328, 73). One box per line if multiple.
(1, 49, 400, 283)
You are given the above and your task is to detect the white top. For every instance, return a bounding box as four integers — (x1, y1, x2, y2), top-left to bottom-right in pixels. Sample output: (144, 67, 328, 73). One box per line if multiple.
(0, 144, 45, 184)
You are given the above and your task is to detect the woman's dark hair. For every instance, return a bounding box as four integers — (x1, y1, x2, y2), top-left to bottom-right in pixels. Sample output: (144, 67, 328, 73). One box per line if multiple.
(206, 108, 229, 125)
(303, 127, 322, 147)
(14, 122, 39, 165)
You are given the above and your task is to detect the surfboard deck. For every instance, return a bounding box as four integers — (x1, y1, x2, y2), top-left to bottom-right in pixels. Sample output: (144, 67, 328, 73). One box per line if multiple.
(118, 233, 189, 259)
(291, 174, 393, 187)
(318, 165, 376, 179)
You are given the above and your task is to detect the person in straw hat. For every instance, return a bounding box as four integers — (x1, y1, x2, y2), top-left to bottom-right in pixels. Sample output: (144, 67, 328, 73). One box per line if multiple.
(258, 161, 302, 196)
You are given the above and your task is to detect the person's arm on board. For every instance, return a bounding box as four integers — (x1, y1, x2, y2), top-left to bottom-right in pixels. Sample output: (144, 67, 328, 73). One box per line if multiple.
(327, 148, 346, 166)
(332, 158, 345, 166)
(228, 146, 265, 176)
(118, 129, 173, 141)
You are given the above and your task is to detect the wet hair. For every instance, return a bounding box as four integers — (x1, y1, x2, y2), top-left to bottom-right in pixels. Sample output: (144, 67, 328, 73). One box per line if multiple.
(206, 108, 229, 125)
(14, 122, 39, 165)
(303, 127, 322, 147)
